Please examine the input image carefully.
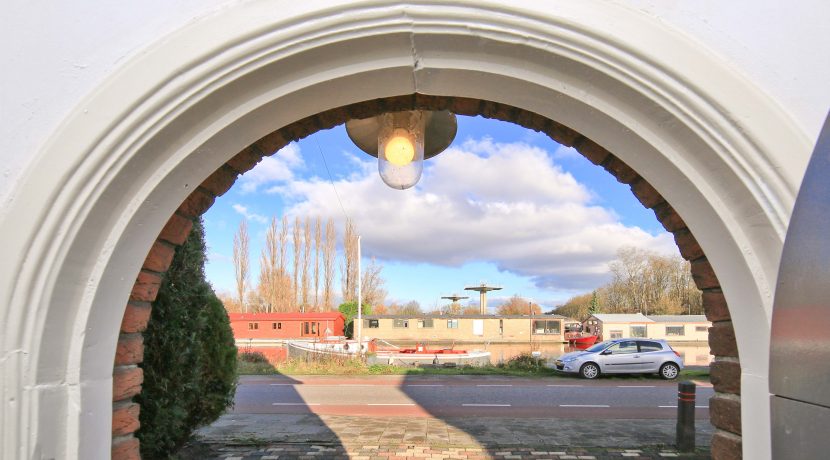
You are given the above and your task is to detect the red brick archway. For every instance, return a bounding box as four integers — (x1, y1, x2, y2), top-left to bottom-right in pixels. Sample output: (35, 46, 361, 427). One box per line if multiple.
(112, 94, 741, 459)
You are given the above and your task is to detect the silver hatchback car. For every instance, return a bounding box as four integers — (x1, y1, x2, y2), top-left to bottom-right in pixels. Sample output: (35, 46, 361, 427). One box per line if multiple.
(554, 338, 684, 379)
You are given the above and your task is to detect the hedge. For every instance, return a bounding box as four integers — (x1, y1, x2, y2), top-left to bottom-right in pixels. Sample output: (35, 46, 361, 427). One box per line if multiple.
(338, 301, 371, 338)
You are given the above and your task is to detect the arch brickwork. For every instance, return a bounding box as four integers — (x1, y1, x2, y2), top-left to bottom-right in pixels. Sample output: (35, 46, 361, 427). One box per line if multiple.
(112, 95, 742, 459)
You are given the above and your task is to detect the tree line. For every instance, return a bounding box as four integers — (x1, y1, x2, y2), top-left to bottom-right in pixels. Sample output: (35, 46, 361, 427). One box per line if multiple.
(220, 213, 541, 316)
(431, 295, 543, 316)
(222, 216, 388, 313)
(554, 246, 702, 320)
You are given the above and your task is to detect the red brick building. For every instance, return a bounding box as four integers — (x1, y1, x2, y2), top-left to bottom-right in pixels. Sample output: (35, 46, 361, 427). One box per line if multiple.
(229, 312, 346, 340)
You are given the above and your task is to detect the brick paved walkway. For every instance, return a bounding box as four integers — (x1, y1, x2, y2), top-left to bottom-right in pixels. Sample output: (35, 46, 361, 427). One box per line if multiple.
(177, 414, 712, 459)
(179, 442, 710, 459)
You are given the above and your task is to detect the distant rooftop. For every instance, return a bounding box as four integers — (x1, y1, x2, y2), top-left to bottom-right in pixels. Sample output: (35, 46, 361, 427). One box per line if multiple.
(228, 312, 344, 320)
(648, 315, 709, 323)
(363, 313, 566, 319)
(589, 313, 654, 323)
(587, 313, 710, 323)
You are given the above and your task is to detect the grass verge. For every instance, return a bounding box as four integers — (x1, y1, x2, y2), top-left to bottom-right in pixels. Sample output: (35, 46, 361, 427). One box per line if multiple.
(236, 351, 709, 381)
(238, 351, 555, 376)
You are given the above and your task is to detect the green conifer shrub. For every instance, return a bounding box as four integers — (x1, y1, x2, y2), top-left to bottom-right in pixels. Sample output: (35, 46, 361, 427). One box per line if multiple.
(136, 218, 237, 458)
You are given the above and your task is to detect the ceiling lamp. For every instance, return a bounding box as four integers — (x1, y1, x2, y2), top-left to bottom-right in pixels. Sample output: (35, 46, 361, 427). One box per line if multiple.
(345, 110, 457, 189)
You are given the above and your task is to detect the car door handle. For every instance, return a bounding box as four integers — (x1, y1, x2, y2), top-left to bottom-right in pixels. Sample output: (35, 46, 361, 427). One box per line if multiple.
(633, 355, 640, 358)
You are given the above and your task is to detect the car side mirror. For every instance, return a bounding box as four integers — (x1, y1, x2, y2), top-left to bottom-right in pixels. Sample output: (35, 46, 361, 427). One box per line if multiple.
(600, 350, 611, 355)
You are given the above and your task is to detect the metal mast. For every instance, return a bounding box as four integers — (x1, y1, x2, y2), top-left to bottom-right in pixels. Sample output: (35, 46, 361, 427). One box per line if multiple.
(464, 283, 503, 314)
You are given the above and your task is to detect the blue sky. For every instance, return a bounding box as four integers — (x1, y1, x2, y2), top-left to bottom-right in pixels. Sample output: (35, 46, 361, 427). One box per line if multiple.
(203, 116, 677, 311)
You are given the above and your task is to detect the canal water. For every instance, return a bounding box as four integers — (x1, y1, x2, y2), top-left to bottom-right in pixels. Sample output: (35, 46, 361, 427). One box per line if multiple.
(382, 341, 713, 367)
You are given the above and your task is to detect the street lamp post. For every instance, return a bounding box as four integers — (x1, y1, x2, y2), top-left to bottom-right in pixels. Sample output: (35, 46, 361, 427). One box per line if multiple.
(529, 301, 533, 351)
(356, 235, 362, 352)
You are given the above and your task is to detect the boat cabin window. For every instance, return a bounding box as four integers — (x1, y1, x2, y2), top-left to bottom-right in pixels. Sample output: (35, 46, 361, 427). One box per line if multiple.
(532, 320, 561, 335)
(365, 319, 379, 328)
(666, 325, 685, 336)
(248, 322, 259, 330)
(417, 319, 434, 328)
(447, 319, 459, 329)
(310, 322, 317, 334)
(393, 319, 409, 328)
(272, 322, 282, 330)
(565, 323, 582, 333)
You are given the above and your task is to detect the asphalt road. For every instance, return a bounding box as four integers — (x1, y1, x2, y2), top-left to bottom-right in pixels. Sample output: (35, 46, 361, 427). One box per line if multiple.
(232, 375, 713, 419)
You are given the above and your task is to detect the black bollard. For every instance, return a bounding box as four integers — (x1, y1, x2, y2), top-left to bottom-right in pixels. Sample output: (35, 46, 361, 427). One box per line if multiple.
(676, 381, 696, 452)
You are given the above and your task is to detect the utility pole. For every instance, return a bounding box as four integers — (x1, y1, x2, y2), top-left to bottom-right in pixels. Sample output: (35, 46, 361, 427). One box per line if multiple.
(356, 235, 362, 351)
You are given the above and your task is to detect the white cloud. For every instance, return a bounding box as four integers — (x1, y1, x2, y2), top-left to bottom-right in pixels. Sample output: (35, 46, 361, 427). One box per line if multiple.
(424, 138, 591, 206)
(232, 204, 268, 224)
(237, 143, 303, 194)
(272, 139, 678, 291)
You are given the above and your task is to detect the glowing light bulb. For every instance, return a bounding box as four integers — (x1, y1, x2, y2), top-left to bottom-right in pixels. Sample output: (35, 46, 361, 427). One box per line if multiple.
(345, 110, 456, 189)
(384, 132, 415, 166)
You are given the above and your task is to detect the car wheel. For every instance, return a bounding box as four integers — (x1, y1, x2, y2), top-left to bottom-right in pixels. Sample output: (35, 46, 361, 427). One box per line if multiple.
(579, 362, 600, 379)
(659, 362, 679, 380)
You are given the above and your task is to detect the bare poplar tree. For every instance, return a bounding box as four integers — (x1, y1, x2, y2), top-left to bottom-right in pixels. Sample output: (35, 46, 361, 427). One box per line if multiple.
(340, 218, 358, 303)
(301, 216, 312, 310)
(313, 217, 322, 309)
(232, 220, 250, 312)
(292, 216, 301, 310)
(360, 257, 387, 308)
(255, 266, 271, 313)
(257, 253, 270, 312)
(322, 218, 336, 310)
(277, 215, 289, 311)
(259, 217, 280, 312)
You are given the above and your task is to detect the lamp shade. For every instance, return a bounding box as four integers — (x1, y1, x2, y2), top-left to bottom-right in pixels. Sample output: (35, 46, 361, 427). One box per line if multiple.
(345, 110, 457, 189)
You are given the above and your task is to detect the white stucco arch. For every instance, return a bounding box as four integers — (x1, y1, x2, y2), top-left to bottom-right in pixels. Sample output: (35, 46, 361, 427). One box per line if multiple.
(0, 2, 812, 459)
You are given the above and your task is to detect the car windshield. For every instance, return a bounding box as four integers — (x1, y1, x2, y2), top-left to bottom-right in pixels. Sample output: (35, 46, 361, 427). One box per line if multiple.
(585, 341, 612, 353)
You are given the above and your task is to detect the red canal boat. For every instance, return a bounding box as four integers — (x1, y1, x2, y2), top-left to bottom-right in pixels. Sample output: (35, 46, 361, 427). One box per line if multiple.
(397, 343, 466, 355)
(374, 343, 491, 366)
(566, 333, 599, 346)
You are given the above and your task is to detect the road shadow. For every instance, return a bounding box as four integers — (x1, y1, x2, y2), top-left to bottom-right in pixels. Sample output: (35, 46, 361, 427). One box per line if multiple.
(176, 353, 347, 459)
(395, 352, 714, 457)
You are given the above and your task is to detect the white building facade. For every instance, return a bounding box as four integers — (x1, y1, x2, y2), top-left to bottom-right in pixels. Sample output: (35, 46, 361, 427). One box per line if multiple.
(584, 314, 711, 342)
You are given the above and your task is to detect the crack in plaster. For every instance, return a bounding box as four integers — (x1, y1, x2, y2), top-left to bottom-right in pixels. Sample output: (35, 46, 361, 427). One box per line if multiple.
(403, 8, 422, 93)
